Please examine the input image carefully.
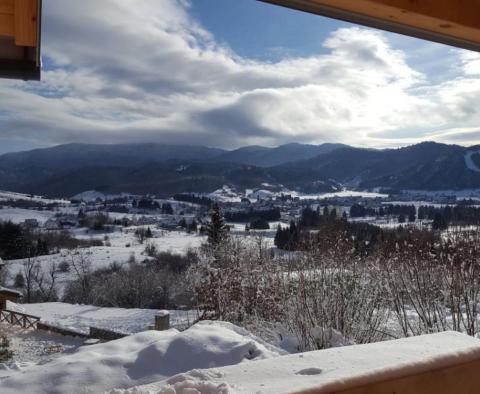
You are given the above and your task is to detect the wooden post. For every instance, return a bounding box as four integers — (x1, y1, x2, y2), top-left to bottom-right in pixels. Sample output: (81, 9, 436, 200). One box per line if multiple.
(155, 311, 170, 331)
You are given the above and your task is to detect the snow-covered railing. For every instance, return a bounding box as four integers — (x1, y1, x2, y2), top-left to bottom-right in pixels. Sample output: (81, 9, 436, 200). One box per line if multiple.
(0, 309, 40, 329)
(36, 322, 89, 339)
(177, 331, 480, 394)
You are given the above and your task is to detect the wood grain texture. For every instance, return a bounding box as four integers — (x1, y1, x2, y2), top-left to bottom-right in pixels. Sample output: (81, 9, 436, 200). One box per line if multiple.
(14, 0, 38, 46)
(261, 0, 480, 51)
(0, 0, 14, 15)
(0, 13, 14, 37)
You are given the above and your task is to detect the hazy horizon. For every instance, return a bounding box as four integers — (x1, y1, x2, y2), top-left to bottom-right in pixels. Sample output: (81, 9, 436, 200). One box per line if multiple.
(1, 139, 479, 157)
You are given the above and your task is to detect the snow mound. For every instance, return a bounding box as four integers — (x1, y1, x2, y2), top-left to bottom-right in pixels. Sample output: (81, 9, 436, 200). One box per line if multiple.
(116, 331, 480, 394)
(0, 321, 283, 394)
(111, 370, 233, 394)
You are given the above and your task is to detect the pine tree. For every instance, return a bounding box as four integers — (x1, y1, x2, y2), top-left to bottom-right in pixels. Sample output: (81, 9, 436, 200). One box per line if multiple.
(178, 218, 187, 228)
(161, 203, 174, 215)
(188, 219, 198, 233)
(206, 204, 228, 246)
(14, 271, 25, 288)
(432, 212, 447, 230)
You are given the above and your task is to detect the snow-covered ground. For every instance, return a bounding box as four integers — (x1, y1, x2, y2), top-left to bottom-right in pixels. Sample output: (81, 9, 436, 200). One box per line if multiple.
(208, 186, 243, 203)
(5, 229, 206, 294)
(2, 312, 480, 394)
(403, 188, 480, 199)
(227, 221, 289, 233)
(72, 190, 138, 202)
(0, 207, 57, 224)
(349, 216, 432, 229)
(10, 302, 199, 335)
(293, 190, 389, 200)
(0, 190, 69, 205)
(0, 322, 84, 370)
(0, 321, 284, 394)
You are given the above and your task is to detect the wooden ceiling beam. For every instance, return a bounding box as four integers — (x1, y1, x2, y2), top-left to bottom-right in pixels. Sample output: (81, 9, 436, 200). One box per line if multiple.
(0, 0, 14, 14)
(0, 0, 40, 80)
(0, 14, 14, 38)
(0, 0, 38, 46)
(14, 0, 38, 46)
(260, 0, 480, 52)
(0, 0, 14, 38)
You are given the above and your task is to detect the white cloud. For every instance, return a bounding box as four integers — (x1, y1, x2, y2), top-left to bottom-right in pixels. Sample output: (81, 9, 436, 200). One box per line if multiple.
(1, 0, 480, 149)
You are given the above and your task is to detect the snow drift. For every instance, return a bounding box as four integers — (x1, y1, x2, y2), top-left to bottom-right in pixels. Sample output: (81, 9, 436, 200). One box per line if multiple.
(0, 321, 283, 394)
(112, 331, 480, 394)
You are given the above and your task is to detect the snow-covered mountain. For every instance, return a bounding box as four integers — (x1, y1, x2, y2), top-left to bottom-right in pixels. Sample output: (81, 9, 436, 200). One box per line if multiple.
(2, 141, 480, 197)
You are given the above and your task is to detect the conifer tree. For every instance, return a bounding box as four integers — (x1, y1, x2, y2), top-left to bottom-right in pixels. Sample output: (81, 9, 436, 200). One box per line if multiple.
(206, 204, 228, 246)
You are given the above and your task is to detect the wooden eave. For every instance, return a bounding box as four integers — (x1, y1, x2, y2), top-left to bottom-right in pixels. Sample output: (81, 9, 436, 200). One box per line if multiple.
(260, 0, 480, 52)
(0, 0, 41, 80)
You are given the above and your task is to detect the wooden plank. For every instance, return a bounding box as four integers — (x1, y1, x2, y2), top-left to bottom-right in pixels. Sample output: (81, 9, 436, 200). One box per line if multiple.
(14, 0, 38, 47)
(0, 13, 14, 37)
(372, 0, 480, 29)
(260, 0, 480, 52)
(0, 0, 14, 15)
(328, 358, 480, 394)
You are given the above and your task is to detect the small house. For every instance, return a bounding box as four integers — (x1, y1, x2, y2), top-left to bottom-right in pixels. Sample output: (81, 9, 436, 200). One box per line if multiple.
(0, 258, 22, 310)
(0, 287, 22, 310)
(23, 218, 39, 229)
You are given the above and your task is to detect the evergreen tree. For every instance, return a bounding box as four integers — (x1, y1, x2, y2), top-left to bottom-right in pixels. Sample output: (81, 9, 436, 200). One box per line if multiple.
(161, 203, 174, 215)
(432, 212, 447, 230)
(330, 208, 337, 218)
(206, 204, 228, 246)
(188, 219, 198, 233)
(14, 271, 25, 288)
(36, 238, 49, 256)
(408, 211, 416, 223)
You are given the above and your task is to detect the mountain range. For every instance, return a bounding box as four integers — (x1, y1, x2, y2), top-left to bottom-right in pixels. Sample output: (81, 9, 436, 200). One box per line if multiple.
(1, 141, 480, 197)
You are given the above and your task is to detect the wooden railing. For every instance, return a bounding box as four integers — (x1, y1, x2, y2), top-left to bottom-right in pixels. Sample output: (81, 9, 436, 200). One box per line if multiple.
(0, 309, 39, 329)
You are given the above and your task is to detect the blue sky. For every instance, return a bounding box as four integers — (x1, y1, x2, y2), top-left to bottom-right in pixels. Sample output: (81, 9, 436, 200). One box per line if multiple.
(0, 0, 480, 154)
(190, 0, 346, 61)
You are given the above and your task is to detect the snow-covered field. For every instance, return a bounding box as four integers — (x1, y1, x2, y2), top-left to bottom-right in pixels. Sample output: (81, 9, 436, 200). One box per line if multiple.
(294, 190, 389, 200)
(349, 216, 433, 229)
(0, 207, 57, 224)
(0, 191, 69, 205)
(11, 302, 199, 335)
(5, 229, 206, 294)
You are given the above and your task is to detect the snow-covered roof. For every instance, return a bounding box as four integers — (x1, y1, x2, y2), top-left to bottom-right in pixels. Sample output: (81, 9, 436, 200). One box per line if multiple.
(0, 287, 22, 297)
